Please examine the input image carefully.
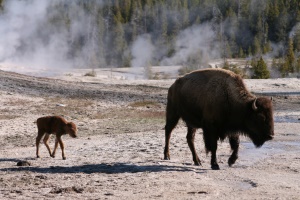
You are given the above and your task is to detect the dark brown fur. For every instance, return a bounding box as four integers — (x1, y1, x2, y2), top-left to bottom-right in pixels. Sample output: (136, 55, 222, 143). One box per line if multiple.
(164, 68, 274, 170)
(36, 116, 77, 160)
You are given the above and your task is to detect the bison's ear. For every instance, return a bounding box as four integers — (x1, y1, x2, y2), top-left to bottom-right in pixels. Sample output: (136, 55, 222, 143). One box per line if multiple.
(252, 98, 258, 111)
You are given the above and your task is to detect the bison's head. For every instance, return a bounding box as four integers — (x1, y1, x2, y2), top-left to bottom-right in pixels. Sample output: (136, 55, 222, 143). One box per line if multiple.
(245, 97, 274, 147)
(65, 122, 78, 138)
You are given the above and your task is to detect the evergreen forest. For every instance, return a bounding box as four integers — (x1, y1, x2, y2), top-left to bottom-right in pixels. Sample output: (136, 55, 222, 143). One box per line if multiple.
(1, 0, 300, 78)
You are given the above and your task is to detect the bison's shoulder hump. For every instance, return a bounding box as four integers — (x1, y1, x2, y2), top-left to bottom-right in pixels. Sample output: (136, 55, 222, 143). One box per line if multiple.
(184, 68, 237, 79)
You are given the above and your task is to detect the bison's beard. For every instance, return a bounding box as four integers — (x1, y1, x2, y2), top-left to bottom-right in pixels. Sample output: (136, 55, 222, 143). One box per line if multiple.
(248, 133, 273, 148)
(252, 138, 266, 148)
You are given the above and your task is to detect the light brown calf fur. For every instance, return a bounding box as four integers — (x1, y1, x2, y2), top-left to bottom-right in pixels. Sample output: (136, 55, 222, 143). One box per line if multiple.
(36, 116, 77, 160)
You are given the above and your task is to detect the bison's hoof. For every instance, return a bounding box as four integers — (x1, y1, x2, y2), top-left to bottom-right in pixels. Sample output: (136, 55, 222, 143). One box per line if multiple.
(194, 160, 202, 166)
(211, 164, 220, 170)
(63, 157, 66, 160)
(228, 155, 238, 167)
(36, 155, 40, 158)
(164, 155, 170, 160)
(51, 155, 55, 158)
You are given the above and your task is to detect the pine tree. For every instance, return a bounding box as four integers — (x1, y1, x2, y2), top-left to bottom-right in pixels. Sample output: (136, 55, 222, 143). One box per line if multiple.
(294, 24, 300, 52)
(96, 8, 107, 67)
(238, 47, 244, 58)
(280, 60, 289, 77)
(112, 3, 127, 66)
(275, 7, 288, 43)
(286, 38, 295, 73)
(296, 57, 300, 73)
(252, 57, 270, 79)
(0, 0, 4, 10)
(182, 0, 189, 28)
(253, 36, 261, 56)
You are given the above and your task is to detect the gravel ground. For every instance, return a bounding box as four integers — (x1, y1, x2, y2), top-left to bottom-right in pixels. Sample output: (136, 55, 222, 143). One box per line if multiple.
(0, 69, 300, 200)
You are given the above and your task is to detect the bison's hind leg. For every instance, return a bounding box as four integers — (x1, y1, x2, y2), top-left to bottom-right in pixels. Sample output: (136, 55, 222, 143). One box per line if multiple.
(228, 135, 239, 167)
(164, 103, 180, 160)
(186, 126, 201, 166)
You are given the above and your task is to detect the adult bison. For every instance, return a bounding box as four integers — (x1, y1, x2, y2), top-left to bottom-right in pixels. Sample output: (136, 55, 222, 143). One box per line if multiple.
(164, 68, 274, 170)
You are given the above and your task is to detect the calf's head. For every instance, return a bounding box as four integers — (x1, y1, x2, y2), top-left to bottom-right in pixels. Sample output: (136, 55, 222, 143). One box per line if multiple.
(65, 122, 78, 138)
(245, 97, 274, 147)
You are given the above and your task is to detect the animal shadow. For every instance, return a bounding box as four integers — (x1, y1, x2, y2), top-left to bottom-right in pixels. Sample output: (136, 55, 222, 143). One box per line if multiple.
(0, 162, 206, 174)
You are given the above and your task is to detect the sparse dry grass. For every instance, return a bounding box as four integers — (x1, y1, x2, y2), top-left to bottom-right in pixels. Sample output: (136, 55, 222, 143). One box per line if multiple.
(84, 70, 97, 77)
(28, 97, 96, 120)
(128, 100, 160, 108)
(3, 98, 32, 106)
(0, 114, 20, 120)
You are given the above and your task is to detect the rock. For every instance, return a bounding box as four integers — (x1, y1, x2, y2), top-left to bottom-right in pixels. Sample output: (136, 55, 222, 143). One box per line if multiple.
(17, 161, 31, 166)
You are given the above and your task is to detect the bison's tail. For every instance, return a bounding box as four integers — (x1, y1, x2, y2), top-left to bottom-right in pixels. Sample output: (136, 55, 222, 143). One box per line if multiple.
(165, 84, 180, 129)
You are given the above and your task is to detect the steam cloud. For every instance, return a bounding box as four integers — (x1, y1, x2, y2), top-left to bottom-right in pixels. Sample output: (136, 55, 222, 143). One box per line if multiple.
(0, 0, 222, 73)
(131, 34, 154, 68)
(160, 23, 220, 66)
(0, 0, 105, 72)
(0, 0, 289, 77)
(0, 0, 65, 69)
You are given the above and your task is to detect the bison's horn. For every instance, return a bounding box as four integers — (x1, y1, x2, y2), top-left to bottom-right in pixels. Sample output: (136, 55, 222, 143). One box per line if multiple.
(252, 98, 258, 111)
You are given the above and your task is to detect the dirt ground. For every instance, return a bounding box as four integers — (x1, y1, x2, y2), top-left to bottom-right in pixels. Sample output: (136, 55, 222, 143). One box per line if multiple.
(0, 69, 300, 200)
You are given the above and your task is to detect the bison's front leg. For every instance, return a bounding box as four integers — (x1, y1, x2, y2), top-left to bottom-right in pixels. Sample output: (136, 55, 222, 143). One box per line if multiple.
(228, 135, 239, 166)
(210, 144, 219, 170)
(203, 128, 220, 170)
(186, 126, 201, 166)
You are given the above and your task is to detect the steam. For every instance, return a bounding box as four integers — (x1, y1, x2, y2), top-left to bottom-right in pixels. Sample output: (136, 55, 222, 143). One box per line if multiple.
(131, 34, 154, 68)
(0, 0, 106, 73)
(0, 0, 223, 75)
(0, 0, 293, 79)
(0, 0, 65, 69)
(160, 23, 220, 66)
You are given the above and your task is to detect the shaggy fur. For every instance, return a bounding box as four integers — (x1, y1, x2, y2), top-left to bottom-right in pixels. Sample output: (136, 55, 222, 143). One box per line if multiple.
(164, 68, 274, 170)
(36, 116, 77, 160)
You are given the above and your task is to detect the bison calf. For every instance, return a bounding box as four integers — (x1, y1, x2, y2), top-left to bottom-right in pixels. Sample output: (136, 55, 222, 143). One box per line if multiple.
(36, 116, 77, 160)
(164, 68, 274, 170)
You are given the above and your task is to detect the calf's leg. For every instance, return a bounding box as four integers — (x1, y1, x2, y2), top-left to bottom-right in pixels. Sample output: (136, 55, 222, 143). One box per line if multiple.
(51, 137, 59, 158)
(43, 134, 52, 157)
(36, 131, 45, 158)
(57, 137, 66, 160)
